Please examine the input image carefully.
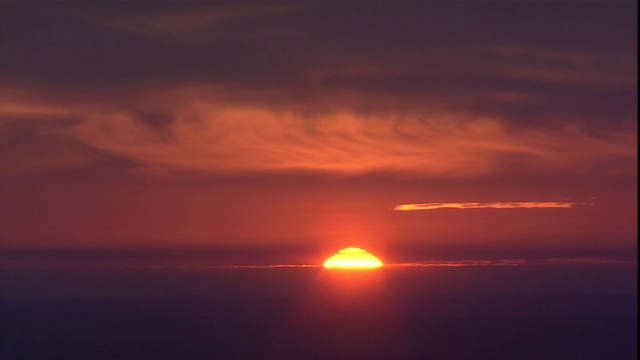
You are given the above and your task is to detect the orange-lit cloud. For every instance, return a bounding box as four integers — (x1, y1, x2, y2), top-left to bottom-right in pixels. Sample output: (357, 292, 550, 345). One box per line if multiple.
(1, 86, 635, 179)
(393, 201, 582, 211)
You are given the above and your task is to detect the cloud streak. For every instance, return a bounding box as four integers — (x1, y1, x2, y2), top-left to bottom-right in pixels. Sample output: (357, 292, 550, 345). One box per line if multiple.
(387, 257, 636, 267)
(546, 258, 637, 265)
(393, 201, 584, 211)
(6, 258, 633, 270)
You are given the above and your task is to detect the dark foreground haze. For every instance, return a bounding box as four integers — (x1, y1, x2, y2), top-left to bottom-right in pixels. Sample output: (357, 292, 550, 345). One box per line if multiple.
(1, 263, 636, 359)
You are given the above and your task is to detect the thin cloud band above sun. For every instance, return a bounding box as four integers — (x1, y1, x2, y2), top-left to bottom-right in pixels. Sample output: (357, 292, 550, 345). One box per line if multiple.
(393, 201, 589, 211)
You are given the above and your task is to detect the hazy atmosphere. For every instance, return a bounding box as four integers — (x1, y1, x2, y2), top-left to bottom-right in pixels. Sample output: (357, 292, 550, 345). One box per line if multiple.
(1, 2, 636, 264)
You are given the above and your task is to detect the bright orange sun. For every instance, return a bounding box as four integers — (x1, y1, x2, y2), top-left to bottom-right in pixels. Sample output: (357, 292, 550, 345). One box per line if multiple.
(323, 247, 383, 269)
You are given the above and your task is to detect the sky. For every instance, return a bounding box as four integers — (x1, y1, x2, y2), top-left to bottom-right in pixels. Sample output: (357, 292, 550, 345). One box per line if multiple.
(0, 1, 637, 264)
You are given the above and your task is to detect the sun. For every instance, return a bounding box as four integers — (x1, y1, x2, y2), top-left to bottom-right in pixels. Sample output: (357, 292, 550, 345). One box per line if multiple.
(323, 247, 383, 269)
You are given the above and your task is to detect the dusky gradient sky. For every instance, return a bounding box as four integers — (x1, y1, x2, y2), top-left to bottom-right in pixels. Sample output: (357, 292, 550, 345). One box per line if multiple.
(0, 2, 636, 262)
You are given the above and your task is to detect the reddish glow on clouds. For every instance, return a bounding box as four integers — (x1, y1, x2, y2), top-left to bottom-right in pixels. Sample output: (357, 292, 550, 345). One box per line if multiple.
(50, 100, 640, 177)
(1, 87, 636, 178)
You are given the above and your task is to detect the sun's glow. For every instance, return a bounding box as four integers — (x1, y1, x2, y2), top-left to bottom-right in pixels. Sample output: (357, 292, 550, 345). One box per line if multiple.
(323, 247, 383, 269)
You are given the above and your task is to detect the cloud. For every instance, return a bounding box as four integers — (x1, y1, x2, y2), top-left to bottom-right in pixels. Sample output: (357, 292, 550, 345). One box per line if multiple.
(1, 83, 636, 178)
(388, 258, 636, 267)
(71, 99, 635, 177)
(73, 3, 292, 35)
(393, 201, 583, 211)
(393, 260, 491, 267)
(0, 3, 636, 179)
(546, 258, 637, 265)
(490, 45, 636, 88)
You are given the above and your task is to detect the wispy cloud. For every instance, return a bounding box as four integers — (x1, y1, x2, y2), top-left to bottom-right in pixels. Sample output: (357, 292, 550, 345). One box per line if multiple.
(386, 257, 636, 267)
(546, 258, 637, 265)
(74, 4, 291, 35)
(2, 86, 635, 178)
(490, 45, 636, 88)
(388, 259, 522, 267)
(393, 201, 584, 211)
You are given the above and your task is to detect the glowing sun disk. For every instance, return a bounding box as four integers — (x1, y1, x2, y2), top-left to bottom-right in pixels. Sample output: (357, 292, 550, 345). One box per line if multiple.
(323, 247, 383, 269)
